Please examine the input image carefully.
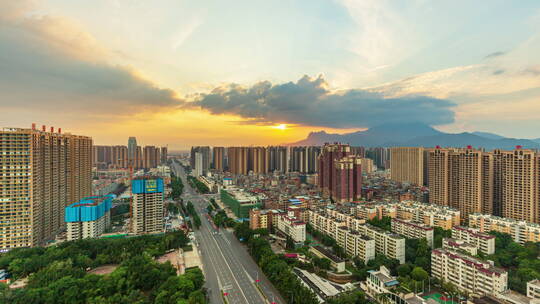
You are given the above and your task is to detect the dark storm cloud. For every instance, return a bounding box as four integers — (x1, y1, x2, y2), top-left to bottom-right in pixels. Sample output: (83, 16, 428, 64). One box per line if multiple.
(0, 3, 183, 114)
(191, 75, 456, 128)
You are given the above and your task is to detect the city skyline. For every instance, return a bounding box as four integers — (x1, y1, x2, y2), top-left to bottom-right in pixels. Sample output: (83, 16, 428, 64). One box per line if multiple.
(2, 1, 540, 149)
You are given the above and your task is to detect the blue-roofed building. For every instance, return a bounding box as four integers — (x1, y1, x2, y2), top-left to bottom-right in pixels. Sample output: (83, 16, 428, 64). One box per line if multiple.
(132, 177, 164, 234)
(65, 194, 115, 240)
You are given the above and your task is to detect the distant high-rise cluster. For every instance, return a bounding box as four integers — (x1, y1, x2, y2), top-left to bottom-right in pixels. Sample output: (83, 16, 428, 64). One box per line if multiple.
(192, 146, 320, 175)
(390, 146, 540, 223)
(93, 138, 167, 170)
(190, 146, 211, 175)
(0, 124, 92, 250)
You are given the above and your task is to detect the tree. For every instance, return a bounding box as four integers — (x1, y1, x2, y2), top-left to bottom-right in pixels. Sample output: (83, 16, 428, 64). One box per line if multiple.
(410, 267, 429, 282)
(397, 264, 412, 277)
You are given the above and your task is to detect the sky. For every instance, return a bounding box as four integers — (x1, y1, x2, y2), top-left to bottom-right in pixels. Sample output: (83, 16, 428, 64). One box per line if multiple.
(1, 0, 540, 149)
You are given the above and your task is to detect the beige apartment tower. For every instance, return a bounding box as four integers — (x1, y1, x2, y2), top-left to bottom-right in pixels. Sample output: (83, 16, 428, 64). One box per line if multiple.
(428, 147, 494, 220)
(493, 149, 539, 223)
(0, 125, 92, 250)
(212, 147, 225, 171)
(390, 147, 425, 185)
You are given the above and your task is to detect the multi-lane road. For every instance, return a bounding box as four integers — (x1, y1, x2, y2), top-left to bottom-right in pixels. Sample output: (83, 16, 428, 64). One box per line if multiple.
(170, 161, 284, 304)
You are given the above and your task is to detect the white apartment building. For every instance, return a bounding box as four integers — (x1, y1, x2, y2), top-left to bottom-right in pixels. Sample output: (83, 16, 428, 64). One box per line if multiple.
(307, 209, 405, 263)
(469, 213, 540, 245)
(337, 226, 376, 263)
(397, 201, 461, 230)
(452, 226, 495, 255)
(528, 280, 540, 300)
(431, 248, 507, 297)
(277, 215, 306, 243)
(391, 218, 434, 247)
(442, 238, 478, 256)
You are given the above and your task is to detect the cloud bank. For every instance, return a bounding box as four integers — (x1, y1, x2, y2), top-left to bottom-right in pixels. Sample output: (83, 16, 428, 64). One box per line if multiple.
(0, 2, 183, 116)
(191, 75, 455, 128)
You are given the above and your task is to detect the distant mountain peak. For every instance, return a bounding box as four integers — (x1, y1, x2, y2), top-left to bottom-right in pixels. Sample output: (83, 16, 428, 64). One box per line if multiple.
(288, 122, 540, 150)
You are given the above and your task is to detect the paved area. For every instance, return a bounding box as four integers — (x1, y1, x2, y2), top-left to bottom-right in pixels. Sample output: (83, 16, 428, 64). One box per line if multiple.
(171, 161, 285, 304)
(87, 264, 118, 275)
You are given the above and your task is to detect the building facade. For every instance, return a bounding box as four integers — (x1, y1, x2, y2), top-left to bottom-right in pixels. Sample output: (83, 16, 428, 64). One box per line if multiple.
(468, 213, 540, 244)
(332, 156, 363, 203)
(390, 147, 425, 185)
(428, 147, 494, 220)
(131, 177, 164, 234)
(391, 218, 434, 247)
(0, 125, 92, 250)
(212, 147, 225, 171)
(451, 226, 495, 255)
(431, 248, 508, 296)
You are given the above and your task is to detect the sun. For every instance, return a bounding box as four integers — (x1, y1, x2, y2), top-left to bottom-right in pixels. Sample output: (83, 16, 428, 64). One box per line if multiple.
(271, 124, 288, 130)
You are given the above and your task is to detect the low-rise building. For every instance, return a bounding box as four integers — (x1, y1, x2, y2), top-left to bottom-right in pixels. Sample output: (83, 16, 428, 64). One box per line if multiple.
(391, 218, 434, 247)
(277, 214, 306, 243)
(469, 213, 540, 245)
(220, 187, 262, 219)
(310, 246, 345, 273)
(65, 194, 114, 240)
(452, 226, 495, 255)
(249, 208, 272, 230)
(336, 227, 376, 263)
(397, 201, 460, 230)
(307, 209, 405, 263)
(431, 248, 507, 297)
(365, 266, 400, 296)
(442, 238, 478, 256)
(528, 280, 540, 300)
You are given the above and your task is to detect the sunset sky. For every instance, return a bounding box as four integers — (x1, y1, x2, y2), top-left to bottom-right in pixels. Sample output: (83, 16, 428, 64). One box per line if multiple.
(2, 1, 540, 149)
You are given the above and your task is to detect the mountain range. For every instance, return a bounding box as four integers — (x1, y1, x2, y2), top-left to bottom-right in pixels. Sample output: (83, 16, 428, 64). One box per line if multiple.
(288, 122, 540, 150)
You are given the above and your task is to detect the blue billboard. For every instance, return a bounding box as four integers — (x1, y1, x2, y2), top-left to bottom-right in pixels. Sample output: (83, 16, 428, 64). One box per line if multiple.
(132, 178, 164, 194)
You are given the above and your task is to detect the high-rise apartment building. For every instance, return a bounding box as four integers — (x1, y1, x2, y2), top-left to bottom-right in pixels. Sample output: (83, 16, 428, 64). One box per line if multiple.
(428, 147, 494, 220)
(212, 147, 225, 171)
(65, 194, 113, 241)
(143, 146, 161, 169)
(160, 147, 168, 164)
(128, 137, 137, 165)
(332, 155, 363, 203)
(318, 143, 351, 196)
(190, 146, 210, 174)
(290, 146, 321, 173)
(390, 147, 425, 185)
(249, 147, 268, 174)
(366, 147, 390, 170)
(0, 125, 92, 250)
(227, 147, 249, 175)
(194, 152, 203, 177)
(131, 177, 164, 234)
(493, 149, 539, 223)
(267, 146, 288, 173)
